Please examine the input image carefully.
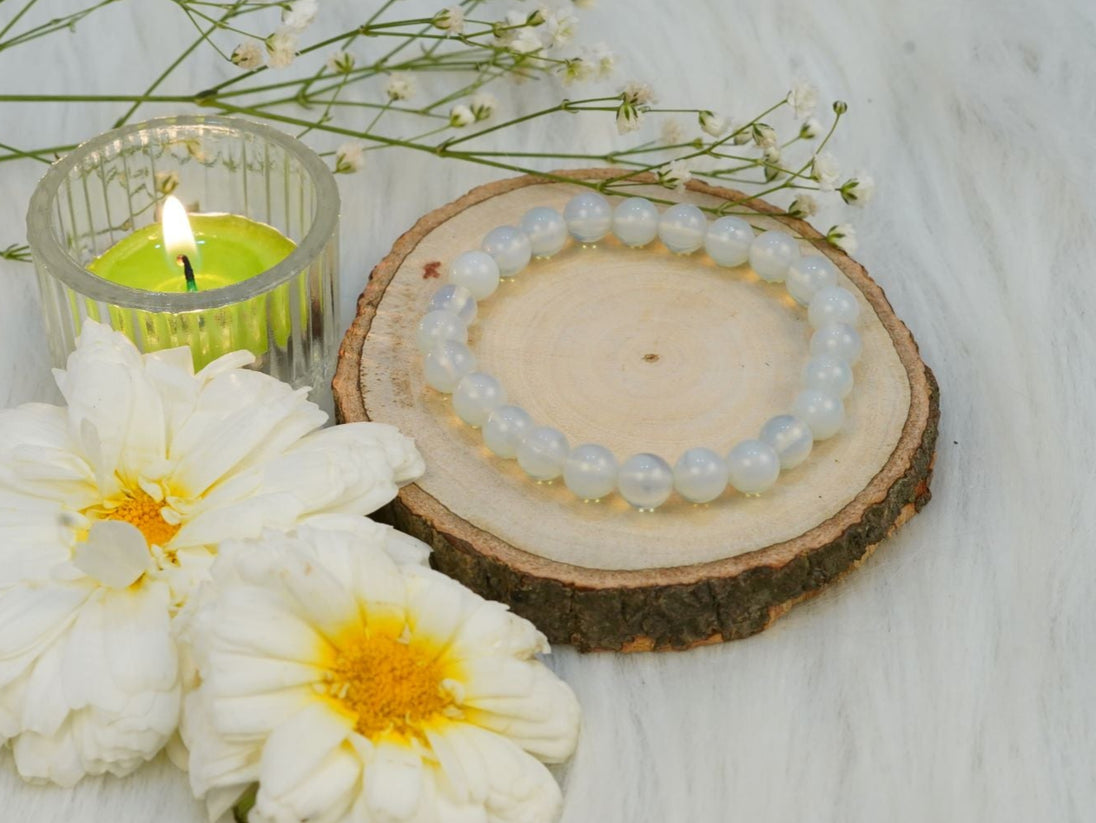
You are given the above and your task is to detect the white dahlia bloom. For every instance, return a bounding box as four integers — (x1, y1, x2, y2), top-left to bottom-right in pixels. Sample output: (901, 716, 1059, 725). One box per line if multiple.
(0, 322, 424, 786)
(182, 527, 581, 823)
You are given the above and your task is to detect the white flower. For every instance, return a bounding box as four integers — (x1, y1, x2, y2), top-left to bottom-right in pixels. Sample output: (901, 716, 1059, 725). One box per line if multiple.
(281, 0, 318, 31)
(181, 527, 580, 823)
(334, 142, 364, 174)
(326, 50, 355, 75)
(728, 118, 751, 145)
(751, 122, 777, 149)
(788, 194, 818, 218)
(799, 117, 822, 139)
(840, 173, 875, 206)
(621, 81, 654, 105)
(560, 56, 593, 85)
(586, 42, 615, 78)
(385, 73, 415, 102)
(763, 145, 782, 165)
(0, 323, 425, 786)
(265, 28, 299, 69)
(787, 81, 818, 118)
(230, 42, 265, 70)
(811, 151, 841, 191)
(449, 104, 475, 127)
(698, 109, 726, 138)
(660, 119, 685, 146)
(827, 223, 858, 253)
(509, 27, 544, 54)
(469, 92, 498, 121)
(432, 6, 465, 34)
(544, 7, 578, 46)
(657, 159, 692, 190)
(615, 102, 641, 134)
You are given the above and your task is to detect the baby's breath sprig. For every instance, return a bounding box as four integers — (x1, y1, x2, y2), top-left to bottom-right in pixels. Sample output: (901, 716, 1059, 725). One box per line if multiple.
(0, 2, 872, 252)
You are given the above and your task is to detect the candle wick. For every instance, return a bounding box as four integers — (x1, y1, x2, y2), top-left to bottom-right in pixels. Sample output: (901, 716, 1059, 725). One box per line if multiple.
(178, 254, 198, 293)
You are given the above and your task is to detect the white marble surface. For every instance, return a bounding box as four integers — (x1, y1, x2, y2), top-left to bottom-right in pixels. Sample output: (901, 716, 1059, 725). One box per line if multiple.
(1, 0, 1094, 820)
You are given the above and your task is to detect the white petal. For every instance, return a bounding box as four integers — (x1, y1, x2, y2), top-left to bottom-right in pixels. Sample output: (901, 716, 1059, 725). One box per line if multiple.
(20, 641, 68, 737)
(54, 322, 168, 487)
(290, 423, 425, 486)
(431, 724, 562, 823)
(255, 745, 360, 823)
(462, 662, 580, 764)
(169, 370, 325, 496)
(259, 701, 353, 800)
(362, 740, 427, 821)
(12, 720, 86, 787)
(72, 521, 152, 589)
(182, 687, 262, 798)
(0, 582, 90, 686)
(448, 597, 549, 661)
(208, 688, 312, 738)
(298, 514, 430, 568)
(404, 570, 475, 654)
(211, 592, 327, 665)
(171, 492, 306, 551)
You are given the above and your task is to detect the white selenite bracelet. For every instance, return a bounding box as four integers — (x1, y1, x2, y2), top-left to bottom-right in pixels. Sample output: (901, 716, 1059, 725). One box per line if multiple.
(418, 192, 862, 511)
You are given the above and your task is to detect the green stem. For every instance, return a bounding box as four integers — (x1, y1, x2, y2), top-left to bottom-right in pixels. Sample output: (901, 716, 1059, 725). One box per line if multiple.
(114, 0, 248, 127)
(0, 0, 38, 41)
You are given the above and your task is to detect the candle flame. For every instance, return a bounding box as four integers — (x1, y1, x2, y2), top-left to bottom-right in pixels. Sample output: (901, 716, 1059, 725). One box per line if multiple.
(162, 195, 198, 264)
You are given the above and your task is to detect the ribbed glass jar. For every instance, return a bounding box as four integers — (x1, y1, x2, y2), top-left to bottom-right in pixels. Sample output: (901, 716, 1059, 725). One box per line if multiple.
(26, 115, 339, 392)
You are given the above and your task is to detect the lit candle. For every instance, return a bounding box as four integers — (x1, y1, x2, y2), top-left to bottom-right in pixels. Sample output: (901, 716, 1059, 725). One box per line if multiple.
(85, 196, 298, 369)
(28, 115, 340, 391)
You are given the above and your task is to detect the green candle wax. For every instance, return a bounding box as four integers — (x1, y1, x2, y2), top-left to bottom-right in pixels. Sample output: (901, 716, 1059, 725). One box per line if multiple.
(87, 214, 294, 292)
(85, 214, 299, 371)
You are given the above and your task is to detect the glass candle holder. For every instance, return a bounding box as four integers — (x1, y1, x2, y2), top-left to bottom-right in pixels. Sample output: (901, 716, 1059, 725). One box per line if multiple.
(26, 115, 339, 393)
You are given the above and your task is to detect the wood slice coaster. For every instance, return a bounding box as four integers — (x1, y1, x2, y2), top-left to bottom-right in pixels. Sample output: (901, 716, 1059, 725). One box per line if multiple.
(334, 169, 939, 652)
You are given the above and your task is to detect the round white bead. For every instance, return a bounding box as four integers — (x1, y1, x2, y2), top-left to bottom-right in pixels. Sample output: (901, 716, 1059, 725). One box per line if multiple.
(453, 372, 507, 427)
(415, 310, 467, 354)
(483, 405, 533, 458)
(802, 355, 853, 399)
(448, 250, 500, 299)
(658, 203, 707, 254)
(563, 192, 612, 243)
(481, 225, 532, 277)
(705, 216, 753, 267)
(809, 285, 861, 328)
(520, 207, 568, 258)
(726, 439, 780, 495)
(785, 254, 838, 306)
(612, 197, 660, 247)
(427, 284, 477, 325)
(672, 447, 729, 504)
(810, 323, 862, 364)
(617, 453, 674, 510)
(564, 444, 618, 501)
(749, 230, 799, 283)
(792, 389, 845, 440)
(423, 340, 476, 393)
(517, 426, 570, 481)
(759, 414, 814, 470)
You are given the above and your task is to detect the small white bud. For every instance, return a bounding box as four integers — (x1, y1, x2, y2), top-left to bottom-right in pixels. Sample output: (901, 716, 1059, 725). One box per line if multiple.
(449, 104, 475, 127)
(231, 42, 265, 70)
(698, 110, 727, 138)
(385, 73, 415, 101)
(432, 7, 465, 33)
(334, 142, 364, 174)
(826, 223, 858, 253)
(840, 174, 875, 206)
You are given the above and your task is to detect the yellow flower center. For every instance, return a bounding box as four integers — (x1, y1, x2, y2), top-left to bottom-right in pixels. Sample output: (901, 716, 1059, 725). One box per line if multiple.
(325, 632, 454, 740)
(102, 489, 180, 549)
